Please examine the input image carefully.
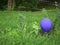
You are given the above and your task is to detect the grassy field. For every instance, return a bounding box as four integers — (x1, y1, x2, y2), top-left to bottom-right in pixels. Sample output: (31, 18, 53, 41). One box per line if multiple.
(0, 9, 60, 45)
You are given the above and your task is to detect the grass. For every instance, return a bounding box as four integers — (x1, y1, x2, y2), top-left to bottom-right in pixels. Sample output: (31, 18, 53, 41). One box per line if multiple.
(0, 9, 60, 45)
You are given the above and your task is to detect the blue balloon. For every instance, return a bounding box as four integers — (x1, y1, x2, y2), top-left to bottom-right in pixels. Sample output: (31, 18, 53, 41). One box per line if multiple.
(40, 18, 52, 33)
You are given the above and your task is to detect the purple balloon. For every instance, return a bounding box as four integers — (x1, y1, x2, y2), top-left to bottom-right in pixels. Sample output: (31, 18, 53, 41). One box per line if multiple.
(40, 18, 52, 33)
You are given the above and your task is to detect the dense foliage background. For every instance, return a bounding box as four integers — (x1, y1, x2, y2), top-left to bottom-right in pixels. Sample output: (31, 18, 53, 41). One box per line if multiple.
(0, 0, 60, 10)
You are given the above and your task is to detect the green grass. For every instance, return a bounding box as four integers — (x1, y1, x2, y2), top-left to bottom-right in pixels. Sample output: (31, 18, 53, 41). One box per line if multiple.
(0, 9, 60, 45)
